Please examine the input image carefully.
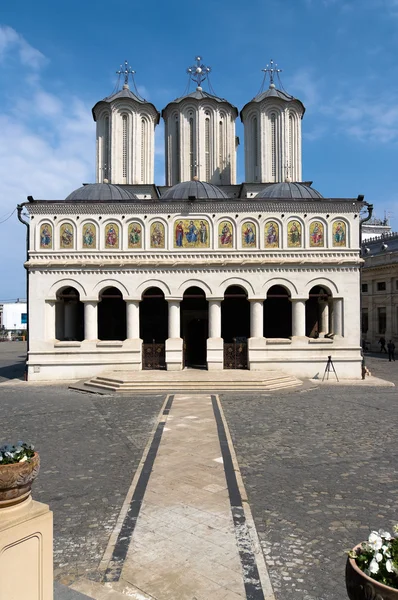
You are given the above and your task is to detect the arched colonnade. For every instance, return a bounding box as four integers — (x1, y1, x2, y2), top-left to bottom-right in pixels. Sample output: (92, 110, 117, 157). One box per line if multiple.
(48, 279, 344, 370)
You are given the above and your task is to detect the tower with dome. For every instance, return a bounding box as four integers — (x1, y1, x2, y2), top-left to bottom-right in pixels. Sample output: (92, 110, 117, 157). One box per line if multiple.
(19, 57, 367, 382)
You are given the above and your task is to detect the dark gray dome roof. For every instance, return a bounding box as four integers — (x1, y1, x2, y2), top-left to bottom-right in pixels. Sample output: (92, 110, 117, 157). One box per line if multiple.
(257, 182, 323, 200)
(161, 180, 228, 200)
(65, 183, 137, 202)
(241, 84, 305, 120)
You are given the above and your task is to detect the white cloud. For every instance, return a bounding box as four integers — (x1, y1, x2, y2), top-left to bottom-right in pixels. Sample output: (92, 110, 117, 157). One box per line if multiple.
(0, 25, 46, 69)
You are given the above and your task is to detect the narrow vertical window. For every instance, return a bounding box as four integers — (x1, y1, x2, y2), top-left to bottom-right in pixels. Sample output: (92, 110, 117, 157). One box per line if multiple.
(219, 117, 224, 172)
(141, 118, 146, 183)
(289, 114, 294, 180)
(175, 115, 180, 183)
(205, 117, 210, 181)
(271, 113, 276, 180)
(122, 115, 128, 181)
(189, 116, 195, 179)
(104, 116, 109, 180)
(253, 116, 258, 173)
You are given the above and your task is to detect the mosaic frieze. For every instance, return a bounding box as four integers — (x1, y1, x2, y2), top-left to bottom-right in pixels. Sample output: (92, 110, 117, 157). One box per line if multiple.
(105, 223, 119, 249)
(174, 220, 210, 249)
(309, 221, 324, 247)
(218, 221, 233, 248)
(128, 222, 142, 248)
(82, 222, 96, 249)
(287, 220, 302, 247)
(150, 222, 165, 248)
(264, 221, 279, 248)
(333, 221, 346, 247)
(40, 223, 53, 249)
(242, 222, 256, 248)
(60, 222, 74, 249)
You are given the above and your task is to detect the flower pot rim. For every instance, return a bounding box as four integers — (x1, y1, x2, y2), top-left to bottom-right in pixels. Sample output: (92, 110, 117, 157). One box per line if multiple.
(0, 451, 39, 468)
(348, 542, 398, 593)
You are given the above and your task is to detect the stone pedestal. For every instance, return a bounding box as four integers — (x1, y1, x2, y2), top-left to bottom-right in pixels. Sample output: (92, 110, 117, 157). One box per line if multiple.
(248, 337, 267, 370)
(0, 497, 53, 600)
(207, 337, 224, 370)
(166, 338, 183, 370)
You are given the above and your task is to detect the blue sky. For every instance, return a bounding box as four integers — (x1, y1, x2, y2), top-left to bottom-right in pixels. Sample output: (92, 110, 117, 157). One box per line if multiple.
(1, 0, 398, 299)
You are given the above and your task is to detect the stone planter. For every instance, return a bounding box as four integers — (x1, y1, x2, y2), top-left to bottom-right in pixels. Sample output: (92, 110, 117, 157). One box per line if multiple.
(346, 544, 398, 600)
(0, 452, 40, 508)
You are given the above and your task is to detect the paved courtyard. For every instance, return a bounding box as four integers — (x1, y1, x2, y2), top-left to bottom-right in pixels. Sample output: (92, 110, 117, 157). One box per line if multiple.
(0, 342, 397, 599)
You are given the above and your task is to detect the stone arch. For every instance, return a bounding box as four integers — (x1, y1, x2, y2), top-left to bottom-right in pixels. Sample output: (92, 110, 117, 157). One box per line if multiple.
(93, 279, 129, 299)
(264, 284, 292, 338)
(54, 285, 84, 342)
(178, 279, 213, 298)
(47, 279, 87, 301)
(262, 278, 298, 298)
(136, 279, 171, 299)
(218, 277, 255, 297)
(303, 278, 338, 297)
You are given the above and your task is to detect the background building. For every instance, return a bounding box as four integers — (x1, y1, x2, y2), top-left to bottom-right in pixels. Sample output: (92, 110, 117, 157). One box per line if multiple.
(0, 299, 27, 339)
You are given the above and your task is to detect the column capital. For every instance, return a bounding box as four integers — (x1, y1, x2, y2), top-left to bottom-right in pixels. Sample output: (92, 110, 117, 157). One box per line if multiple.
(125, 298, 141, 304)
(165, 297, 182, 303)
(81, 298, 99, 304)
(248, 297, 265, 303)
(289, 297, 307, 303)
(208, 297, 224, 303)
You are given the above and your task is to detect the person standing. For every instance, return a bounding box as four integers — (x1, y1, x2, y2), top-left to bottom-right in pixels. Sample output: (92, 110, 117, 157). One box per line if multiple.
(379, 336, 387, 353)
(387, 340, 396, 362)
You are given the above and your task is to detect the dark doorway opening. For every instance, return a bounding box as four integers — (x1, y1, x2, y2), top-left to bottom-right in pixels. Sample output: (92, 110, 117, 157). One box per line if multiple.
(306, 286, 330, 338)
(264, 285, 292, 338)
(222, 285, 249, 369)
(56, 287, 84, 341)
(181, 287, 208, 368)
(98, 287, 126, 340)
(140, 287, 167, 369)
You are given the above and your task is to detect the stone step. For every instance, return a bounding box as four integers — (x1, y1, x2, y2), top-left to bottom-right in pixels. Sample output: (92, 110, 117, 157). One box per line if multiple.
(70, 579, 154, 599)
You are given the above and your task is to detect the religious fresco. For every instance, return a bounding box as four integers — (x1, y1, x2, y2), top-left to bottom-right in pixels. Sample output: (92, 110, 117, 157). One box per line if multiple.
(264, 221, 279, 248)
(309, 221, 324, 247)
(105, 223, 119, 249)
(40, 223, 52, 249)
(218, 221, 233, 248)
(174, 219, 210, 249)
(241, 222, 256, 248)
(128, 222, 142, 248)
(150, 221, 165, 248)
(287, 220, 302, 247)
(333, 221, 346, 247)
(60, 222, 74, 249)
(82, 222, 96, 249)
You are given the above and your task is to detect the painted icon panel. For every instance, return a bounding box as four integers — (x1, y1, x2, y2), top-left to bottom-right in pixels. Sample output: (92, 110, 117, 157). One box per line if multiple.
(287, 220, 302, 247)
(150, 221, 165, 249)
(174, 219, 210, 249)
(241, 222, 256, 248)
(218, 221, 233, 248)
(264, 221, 279, 248)
(105, 223, 119, 249)
(309, 221, 324, 247)
(60, 222, 74, 249)
(40, 223, 53, 249)
(128, 222, 142, 248)
(82, 222, 96, 249)
(333, 221, 346, 247)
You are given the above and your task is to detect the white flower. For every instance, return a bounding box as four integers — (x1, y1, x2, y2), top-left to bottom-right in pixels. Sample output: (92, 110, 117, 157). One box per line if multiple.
(19, 456, 27, 463)
(375, 552, 383, 563)
(386, 559, 394, 573)
(382, 544, 391, 557)
(368, 532, 383, 551)
(379, 529, 392, 540)
(369, 558, 380, 574)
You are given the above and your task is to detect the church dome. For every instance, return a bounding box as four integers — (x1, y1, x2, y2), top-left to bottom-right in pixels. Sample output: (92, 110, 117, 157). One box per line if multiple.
(161, 180, 228, 200)
(257, 182, 323, 200)
(65, 183, 137, 202)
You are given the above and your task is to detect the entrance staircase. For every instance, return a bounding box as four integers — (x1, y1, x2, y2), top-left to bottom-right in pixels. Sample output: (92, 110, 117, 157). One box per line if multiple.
(80, 368, 302, 393)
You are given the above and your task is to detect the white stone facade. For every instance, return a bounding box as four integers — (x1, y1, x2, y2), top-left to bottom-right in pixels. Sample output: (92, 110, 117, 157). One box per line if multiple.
(25, 199, 363, 381)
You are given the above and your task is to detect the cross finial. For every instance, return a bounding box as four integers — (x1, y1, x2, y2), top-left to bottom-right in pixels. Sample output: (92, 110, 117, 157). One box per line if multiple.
(262, 59, 282, 87)
(116, 60, 136, 90)
(186, 56, 211, 90)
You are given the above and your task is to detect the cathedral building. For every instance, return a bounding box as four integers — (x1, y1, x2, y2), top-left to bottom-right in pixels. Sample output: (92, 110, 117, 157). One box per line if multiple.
(20, 57, 365, 381)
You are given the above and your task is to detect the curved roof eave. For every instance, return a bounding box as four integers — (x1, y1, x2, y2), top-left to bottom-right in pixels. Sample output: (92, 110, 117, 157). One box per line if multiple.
(240, 90, 306, 121)
(92, 92, 160, 124)
(162, 90, 238, 118)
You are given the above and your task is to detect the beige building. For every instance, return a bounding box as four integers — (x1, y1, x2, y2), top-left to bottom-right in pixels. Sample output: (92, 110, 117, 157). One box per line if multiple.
(361, 232, 398, 350)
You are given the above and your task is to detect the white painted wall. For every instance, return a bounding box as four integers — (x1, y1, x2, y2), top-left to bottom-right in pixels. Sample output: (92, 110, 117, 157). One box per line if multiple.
(2, 303, 27, 330)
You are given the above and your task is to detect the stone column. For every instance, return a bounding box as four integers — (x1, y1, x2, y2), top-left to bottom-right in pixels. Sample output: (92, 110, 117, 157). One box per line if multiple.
(64, 301, 77, 339)
(248, 299, 266, 370)
(333, 298, 343, 337)
(207, 299, 224, 370)
(125, 300, 142, 370)
(166, 300, 183, 370)
(291, 298, 307, 338)
(83, 301, 98, 341)
(45, 300, 57, 341)
(318, 299, 329, 336)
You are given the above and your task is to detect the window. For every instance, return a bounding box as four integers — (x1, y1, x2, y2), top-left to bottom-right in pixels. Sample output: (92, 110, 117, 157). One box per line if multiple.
(21, 313, 27, 325)
(361, 309, 368, 334)
(361, 283, 368, 293)
(377, 281, 386, 291)
(378, 307, 386, 334)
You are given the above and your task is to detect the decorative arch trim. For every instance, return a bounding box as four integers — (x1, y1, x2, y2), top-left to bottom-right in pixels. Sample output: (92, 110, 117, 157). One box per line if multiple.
(218, 277, 255, 296)
(178, 279, 213, 297)
(47, 279, 87, 300)
(93, 279, 129, 298)
(262, 278, 298, 297)
(136, 279, 171, 298)
(304, 277, 339, 296)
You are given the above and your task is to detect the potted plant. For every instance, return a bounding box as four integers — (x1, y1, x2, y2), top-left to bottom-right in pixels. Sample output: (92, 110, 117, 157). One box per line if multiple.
(0, 442, 40, 508)
(346, 526, 398, 599)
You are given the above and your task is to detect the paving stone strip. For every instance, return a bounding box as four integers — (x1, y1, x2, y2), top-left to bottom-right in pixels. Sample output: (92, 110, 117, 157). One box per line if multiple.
(74, 393, 274, 600)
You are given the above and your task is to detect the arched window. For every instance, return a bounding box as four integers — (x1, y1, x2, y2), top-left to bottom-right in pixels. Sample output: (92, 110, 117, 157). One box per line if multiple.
(219, 116, 224, 172)
(271, 113, 277, 180)
(253, 116, 258, 171)
(104, 115, 109, 180)
(289, 114, 294, 179)
(205, 116, 210, 181)
(122, 115, 128, 181)
(175, 115, 180, 183)
(189, 115, 195, 179)
(55, 287, 84, 341)
(141, 118, 147, 183)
